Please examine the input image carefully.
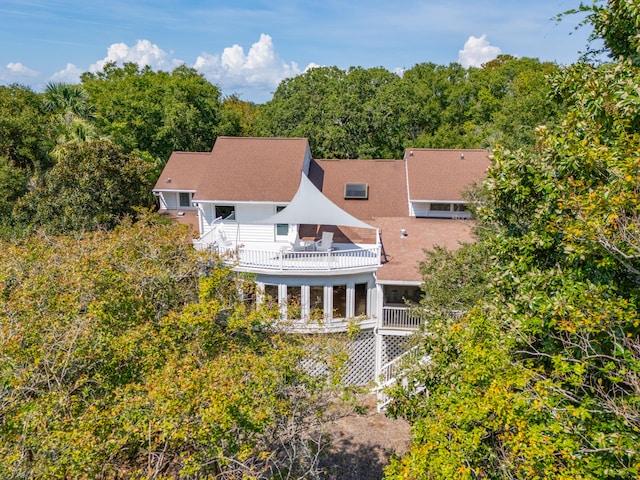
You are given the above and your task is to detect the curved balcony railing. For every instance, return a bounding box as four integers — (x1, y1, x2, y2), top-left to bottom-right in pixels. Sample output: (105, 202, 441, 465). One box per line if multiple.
(214, 244, 381, 271)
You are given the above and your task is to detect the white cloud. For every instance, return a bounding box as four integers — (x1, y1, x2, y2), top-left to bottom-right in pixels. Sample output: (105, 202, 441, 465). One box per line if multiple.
(7, 62, 38, 76)
(0, 61, 39, 82)
(50, 63, 83, 83)
(90, 39, 184, 72)
(194, 34, 307, 99)
(457, 35, 502, 68)
(81, 34, 308, 102)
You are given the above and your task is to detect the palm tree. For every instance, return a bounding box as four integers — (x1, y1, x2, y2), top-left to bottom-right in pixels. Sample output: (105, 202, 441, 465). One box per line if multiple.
(43, 82, 103, 159)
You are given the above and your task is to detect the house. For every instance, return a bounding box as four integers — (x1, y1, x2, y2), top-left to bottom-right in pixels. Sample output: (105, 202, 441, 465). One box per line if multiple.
(153, 137, 490, 392)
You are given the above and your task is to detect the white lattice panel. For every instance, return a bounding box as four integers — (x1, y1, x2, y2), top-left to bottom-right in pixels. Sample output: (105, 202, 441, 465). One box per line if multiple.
(300, 330, 376, 386)
(343, 330, 376, 386)
(381, 335, 410, 365)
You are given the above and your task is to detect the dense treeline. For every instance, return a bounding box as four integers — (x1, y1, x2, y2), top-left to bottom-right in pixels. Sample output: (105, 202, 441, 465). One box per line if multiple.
(0, 54, 558, 236)
(385, 1, 640, 477)
(256, 56, 560, 158)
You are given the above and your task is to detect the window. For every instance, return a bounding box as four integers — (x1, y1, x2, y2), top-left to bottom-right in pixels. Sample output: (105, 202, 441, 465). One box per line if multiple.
(215, 205, 235, 220)
(344, 182, 368, 199)
(286, 285, 302, 320)
(354, 283, 367, 316)
(240, 281, 257, 308)
(333, 285, 347, 319)
(264, 284, 279, 306)
(309, 286, 324, 321)
(429, 203, 451, 212)
(179, 192, 192, 207)
(453, 204, 467, 212)
(276, 206, 288, 236)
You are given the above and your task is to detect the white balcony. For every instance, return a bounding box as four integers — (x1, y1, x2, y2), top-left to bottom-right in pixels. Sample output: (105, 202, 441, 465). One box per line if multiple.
(198, 241, 381, 273)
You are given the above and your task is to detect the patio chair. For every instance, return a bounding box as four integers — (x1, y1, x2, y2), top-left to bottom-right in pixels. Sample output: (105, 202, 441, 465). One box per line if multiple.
(215, 228, 234, 254)
(290, 233, 306, 252)
(315, 231, 334, 252)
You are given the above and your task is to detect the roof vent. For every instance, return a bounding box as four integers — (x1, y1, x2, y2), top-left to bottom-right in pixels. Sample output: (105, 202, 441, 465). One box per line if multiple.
(166, 177, 171, 183)
(460, 153, 464, 160)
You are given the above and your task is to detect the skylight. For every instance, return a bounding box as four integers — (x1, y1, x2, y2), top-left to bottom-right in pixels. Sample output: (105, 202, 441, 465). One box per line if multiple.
(344, 182, 368, 199)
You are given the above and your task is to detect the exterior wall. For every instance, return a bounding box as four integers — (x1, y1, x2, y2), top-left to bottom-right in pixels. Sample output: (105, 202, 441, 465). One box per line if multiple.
(158, 191, 197, 211)
(410, 201, 471, 219)
(236, 204, 293, 243)
(198, 202, 294, 244)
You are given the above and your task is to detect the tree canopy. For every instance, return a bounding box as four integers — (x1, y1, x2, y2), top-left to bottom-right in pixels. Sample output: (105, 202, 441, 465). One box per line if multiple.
(256, 58, 560, 159)
(80, 63, 224, 162)
(0, 214, 340, 478)
(13, 139, 156, 234)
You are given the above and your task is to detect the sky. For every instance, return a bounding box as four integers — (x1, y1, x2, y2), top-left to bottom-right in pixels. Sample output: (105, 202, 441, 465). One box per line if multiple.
(0, 1, 593, 104)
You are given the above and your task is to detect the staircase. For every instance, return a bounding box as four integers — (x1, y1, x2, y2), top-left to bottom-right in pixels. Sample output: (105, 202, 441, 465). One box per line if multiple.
(376, 346, 428, 412)
(192, 216, 223, 251)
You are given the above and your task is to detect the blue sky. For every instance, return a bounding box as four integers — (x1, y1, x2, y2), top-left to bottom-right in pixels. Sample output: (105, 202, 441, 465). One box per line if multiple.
(1, 1, 592, 103)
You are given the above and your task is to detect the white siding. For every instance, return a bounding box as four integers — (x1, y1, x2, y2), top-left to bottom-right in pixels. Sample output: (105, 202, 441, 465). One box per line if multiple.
(410, 201, 428, 217)
(236, 204, 279, 243)
(238, 224, 276, 243)
(410, 201, 471, 219)
(161, 192, 179, 210)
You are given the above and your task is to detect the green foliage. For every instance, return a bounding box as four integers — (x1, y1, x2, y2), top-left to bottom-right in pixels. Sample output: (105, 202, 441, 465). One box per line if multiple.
(386, 3, 640, 478)
(12, 139, 155, 234)
(0, 216, 336, 478)
(256, 58, 560, 159)
(0, 84, 53, 174)
(219, 94, 259, 136)
(563, 0, 640, 64)
(43, 82, 102, 156)
(256, 66, 404, 158)
(0, 156, 27, 223)
(81, 63, 223, 162)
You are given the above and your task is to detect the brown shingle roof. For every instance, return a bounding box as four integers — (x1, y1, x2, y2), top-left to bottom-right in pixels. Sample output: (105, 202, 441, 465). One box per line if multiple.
(194, 137, 309, 202)
(309, 158, 408, 220)
(153, 151, 212, 192)
(375, 217, 475, 282)
(406, 149, 490, 201)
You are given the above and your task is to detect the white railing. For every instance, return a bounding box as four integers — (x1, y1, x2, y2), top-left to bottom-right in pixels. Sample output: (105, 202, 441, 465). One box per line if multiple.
(192, 216, 223, 251)
(382, 306, 422, 329)
(220, 246, 381, 271)
(378, 346, 421, 386)
(377, 346, 427, 411)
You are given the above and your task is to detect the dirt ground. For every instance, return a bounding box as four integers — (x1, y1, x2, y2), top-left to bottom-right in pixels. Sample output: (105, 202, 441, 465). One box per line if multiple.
(319, 394, 412, 480)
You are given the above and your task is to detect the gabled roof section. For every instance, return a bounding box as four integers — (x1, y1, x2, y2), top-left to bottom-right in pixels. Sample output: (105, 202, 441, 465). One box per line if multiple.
(194, 136, 310, 203)
(309, 158, 408, 220)
(406, 149, 490, 202)
(153, 151, 212, 192)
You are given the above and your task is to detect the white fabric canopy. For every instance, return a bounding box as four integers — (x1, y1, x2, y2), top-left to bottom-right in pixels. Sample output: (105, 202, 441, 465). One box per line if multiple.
(254, 174, 375, 229)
